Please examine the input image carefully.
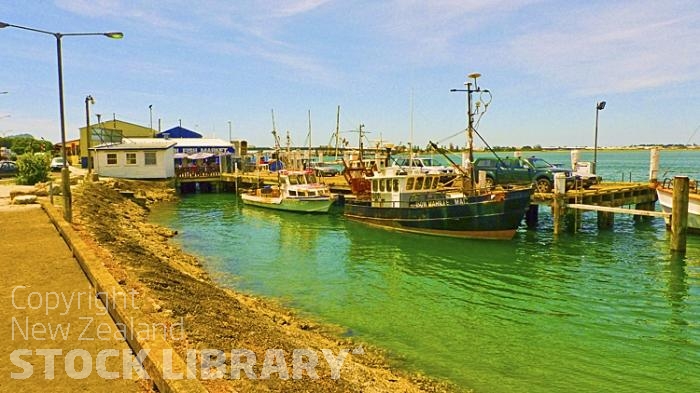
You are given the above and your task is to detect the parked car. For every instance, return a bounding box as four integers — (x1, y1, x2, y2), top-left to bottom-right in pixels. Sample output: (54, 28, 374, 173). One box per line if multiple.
(308, 161, 340, 177)
(50, 157, 65, 172)
(0, 160, 18, 178)
(472, 156, 577, 193)
(393, 157, 455, 174)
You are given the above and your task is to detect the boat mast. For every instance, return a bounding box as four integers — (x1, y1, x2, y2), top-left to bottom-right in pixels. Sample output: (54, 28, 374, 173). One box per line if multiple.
(465, 73, 481, 164)
(271, 109, 280, 151)
(451, 73, 487, 189)
(335, 105, 340, 160)
(358, 123, 364, 156)
(307, 109, 312, 164)
(409, 88, 414, 169)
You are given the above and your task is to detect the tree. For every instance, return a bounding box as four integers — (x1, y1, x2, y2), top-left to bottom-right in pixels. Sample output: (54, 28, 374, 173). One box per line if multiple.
(0, 136, 53, 156)
(16, 153, 50, 185)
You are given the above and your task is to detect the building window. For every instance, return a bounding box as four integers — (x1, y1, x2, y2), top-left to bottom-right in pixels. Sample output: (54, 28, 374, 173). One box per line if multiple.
(107, 153, 117, 165)
(126, 153, 137, 165)
(144, 152, 157, 166)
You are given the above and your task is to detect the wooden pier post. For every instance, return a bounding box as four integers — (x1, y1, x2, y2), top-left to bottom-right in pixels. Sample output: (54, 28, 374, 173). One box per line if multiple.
(552, 173, 567, 235)
(633, 201, 655, 222)
(234, 162, 239, 194)
(597, 204, 615, 229)
(570, 149, 580, 171)
(478, 170, 487, 189)
(670, 176, 689, 253)
(525, 204, 539, 228)
(649, 147, 660, 184)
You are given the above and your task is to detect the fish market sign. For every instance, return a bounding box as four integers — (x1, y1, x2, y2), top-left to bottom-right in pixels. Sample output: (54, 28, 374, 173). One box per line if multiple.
(177, 147, 234, 154)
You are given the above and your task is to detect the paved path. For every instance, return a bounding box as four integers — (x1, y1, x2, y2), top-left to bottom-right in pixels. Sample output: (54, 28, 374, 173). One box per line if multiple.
(0, 205, 140, 392)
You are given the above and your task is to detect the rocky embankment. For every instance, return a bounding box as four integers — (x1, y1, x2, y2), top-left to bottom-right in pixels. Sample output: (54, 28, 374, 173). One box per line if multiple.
(71, 179, 457, 393)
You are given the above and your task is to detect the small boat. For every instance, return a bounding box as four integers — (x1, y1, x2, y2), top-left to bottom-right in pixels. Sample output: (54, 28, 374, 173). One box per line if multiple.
(656, 180, 700, 231)
(343, 167, 532, 239)
(241, 170, 334, 213)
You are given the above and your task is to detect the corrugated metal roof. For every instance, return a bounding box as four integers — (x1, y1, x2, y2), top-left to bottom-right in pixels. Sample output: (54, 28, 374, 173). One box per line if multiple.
(91, 141, 176, 150)
(117, 138, 232, 148)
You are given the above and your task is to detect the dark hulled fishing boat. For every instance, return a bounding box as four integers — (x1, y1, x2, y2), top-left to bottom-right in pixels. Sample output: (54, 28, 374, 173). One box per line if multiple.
(342, 73, 533, 240)
(344, 169, 532, 239)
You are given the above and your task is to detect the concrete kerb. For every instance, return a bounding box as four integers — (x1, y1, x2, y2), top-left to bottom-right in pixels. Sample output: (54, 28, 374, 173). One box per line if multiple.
(40, 201, 207, 393)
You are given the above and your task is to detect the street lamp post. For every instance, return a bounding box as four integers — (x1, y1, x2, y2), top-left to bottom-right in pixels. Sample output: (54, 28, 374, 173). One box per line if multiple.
(85, 95, 95, 175)
(0, 21, 123, 222)
(149, 104, 153, 136)
(593, 100, 606, 174)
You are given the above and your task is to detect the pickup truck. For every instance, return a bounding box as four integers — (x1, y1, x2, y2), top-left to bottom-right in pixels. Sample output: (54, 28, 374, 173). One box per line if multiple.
(472, 156, 577, 193)
(392, 157, 455, 174)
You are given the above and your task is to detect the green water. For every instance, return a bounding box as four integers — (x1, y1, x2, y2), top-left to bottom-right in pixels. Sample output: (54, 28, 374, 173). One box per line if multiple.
(150, 150, 700, 392)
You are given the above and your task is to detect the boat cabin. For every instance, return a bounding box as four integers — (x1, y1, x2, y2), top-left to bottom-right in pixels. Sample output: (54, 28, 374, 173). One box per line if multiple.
(279, 170, 330, 198)
(369, 169, 452, 208)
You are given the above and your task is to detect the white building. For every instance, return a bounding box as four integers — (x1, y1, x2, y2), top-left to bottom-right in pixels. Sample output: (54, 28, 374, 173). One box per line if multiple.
(91, 141, 176, 179)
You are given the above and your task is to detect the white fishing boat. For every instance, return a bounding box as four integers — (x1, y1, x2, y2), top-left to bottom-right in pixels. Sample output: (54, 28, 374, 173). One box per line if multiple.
(241, 170, 334, 213)
(656, 181, 700, 231)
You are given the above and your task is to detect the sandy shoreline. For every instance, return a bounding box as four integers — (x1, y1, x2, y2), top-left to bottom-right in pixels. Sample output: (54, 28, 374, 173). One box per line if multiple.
(70, 179, 458, 392)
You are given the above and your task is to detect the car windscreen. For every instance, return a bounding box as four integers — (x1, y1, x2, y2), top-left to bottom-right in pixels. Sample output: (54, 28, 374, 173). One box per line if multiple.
(529, 158, 552, 169)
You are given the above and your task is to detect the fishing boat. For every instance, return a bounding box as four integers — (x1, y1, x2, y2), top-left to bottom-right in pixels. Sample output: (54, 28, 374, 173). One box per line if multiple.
(344, 168, 532, 239)
(656, 180, 700, 231)
(341, 74, 533, 240)
(241, 170, 334, 213)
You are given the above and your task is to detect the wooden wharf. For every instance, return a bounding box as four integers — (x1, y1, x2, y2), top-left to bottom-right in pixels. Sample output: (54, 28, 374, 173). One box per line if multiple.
(172, 146, 690, 251)
(179, 172, 661, 231)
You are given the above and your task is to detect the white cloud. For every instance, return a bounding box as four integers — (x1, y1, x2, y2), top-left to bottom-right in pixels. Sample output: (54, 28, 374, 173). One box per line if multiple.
(506, 1, 700, 95)
(54, 0, 338, 85)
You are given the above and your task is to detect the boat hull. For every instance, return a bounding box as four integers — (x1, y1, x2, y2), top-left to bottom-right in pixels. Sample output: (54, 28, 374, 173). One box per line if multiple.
(656, 187, 700, 230)
(344, 188, 533, 240)
(241, 194, 333, 213)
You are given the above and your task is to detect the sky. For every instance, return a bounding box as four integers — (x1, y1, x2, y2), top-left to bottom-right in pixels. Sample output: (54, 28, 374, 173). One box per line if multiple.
(1, 0, 699, 149)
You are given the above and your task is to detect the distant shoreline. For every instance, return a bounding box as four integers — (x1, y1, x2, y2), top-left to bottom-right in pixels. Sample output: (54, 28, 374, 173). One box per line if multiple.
(470, 146, 700, 153)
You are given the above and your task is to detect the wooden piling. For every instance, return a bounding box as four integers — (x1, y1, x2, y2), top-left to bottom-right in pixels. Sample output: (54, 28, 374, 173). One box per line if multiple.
(670, 176, 689, 253)
(552, 173, 567, 235)
(570, 149, 580, 171)
(478, 170, 487, 189)
(649, 147, 660, 184)
(525, 204, 539, 228)
(597, 203, 615, 229)
(634, 201, 655, 222)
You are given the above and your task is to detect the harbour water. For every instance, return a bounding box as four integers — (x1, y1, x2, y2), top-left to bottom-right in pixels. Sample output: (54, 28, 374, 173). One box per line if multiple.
(150, 150, 700, 392)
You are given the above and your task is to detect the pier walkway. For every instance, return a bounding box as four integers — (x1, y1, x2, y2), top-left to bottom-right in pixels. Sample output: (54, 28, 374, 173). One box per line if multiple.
(0, 204, 140, 392)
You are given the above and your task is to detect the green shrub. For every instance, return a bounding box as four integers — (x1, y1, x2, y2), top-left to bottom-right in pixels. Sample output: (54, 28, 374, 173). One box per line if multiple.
(16, 153, 51, 185)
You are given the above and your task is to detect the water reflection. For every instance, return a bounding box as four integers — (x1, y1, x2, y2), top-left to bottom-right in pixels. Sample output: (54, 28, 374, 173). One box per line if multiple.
(666, 254, 689, 325)
(150, 192, 700, 393)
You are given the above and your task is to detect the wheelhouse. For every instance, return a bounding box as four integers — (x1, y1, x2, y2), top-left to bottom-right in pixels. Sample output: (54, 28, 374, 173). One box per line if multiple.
(279, 170, 330, 198)
(369, 170, 454, 208)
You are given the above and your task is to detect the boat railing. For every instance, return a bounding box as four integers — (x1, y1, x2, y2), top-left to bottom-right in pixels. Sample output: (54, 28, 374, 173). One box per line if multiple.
(175, 166, 221, 178)
(661, 177, 698, 192)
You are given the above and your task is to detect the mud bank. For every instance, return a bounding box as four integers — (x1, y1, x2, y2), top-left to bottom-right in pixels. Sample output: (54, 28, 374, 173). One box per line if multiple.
(71, 180, 458, 393)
